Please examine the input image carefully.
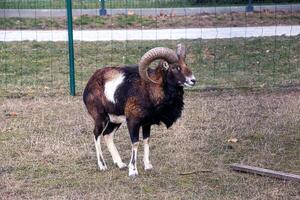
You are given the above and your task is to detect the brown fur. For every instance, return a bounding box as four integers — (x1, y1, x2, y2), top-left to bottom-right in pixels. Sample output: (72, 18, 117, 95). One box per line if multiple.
(84, 67, 123, 121)
(178, 59, 193, 77)
(148, 67, 165, 105)
(125, 97, 143, 119)
(103, 68, 121, 82)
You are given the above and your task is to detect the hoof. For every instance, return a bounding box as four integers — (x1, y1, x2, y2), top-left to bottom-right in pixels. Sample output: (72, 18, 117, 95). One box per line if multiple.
(128, 167, 138, 177)
(98, 163, 108, 171)
(129, 171, 138, 178)
(117, 162, 127, 170)
(99, 166, 108, 171)
(144, 163, 153, 171)
(129, 174, 138, 179)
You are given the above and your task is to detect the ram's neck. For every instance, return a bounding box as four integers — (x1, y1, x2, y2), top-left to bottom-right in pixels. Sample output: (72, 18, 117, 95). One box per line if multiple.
(143, 67, 164, 105)
(163, 82, 184, 102)
(146, 67, 164, 84)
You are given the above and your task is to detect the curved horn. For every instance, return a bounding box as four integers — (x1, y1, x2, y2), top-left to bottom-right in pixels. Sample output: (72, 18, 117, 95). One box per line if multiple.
(139, 47, 178, 83)
(176, 43, 186, 60)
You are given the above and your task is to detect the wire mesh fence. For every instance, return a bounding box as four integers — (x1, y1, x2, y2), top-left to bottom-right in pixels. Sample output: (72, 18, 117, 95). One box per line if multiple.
(1, 0, 300, 9)
(0, 1, 300, 97)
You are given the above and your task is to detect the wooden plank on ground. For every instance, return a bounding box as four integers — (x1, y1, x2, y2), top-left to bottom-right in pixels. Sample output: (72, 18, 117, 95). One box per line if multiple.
(230, 163, 300, 182)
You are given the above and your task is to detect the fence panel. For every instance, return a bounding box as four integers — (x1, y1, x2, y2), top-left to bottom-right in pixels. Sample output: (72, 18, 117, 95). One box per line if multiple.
(0, 1, 299, 96)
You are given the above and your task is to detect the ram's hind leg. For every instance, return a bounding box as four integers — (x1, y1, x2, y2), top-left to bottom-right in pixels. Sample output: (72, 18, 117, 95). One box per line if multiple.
(103, 122, 127, 169)
(94, 119, 108, 171)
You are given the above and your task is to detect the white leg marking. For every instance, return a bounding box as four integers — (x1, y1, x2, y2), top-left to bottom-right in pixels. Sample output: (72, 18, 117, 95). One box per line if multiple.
(94, 121, 109, 171)
(143, 138, 153, 170)
(104, 131, 127, 169)
(108, 114, 126, 124)
(128, 142, 139, 177)
(104, 74, 124, 104)
(94, 136, 107, 171)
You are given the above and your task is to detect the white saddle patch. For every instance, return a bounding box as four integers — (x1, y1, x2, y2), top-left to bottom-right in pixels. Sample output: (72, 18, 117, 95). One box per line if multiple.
(108, 114, 126, 124)
(104, 73, 124, 104)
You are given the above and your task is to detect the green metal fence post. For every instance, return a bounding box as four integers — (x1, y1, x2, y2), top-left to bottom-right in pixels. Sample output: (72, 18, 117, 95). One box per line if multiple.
(66, 0, 76, 96)
(246, 0, 254, 12)
(99, 0, 107, 16)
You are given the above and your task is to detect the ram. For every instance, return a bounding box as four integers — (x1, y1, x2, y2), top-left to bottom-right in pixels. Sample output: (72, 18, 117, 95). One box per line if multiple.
(83, 44, 196, 176)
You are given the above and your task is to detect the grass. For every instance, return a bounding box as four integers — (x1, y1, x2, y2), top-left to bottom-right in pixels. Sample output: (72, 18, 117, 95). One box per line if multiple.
(1, 11, 300, 30)
(0, 0, 229, 9)
(0, 36, 299, 97)
(0, 89, 299, 199)
(1, 0, 299, 9)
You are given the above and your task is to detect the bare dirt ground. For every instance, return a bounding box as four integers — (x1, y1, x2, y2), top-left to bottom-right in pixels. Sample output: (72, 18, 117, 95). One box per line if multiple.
(0, 89, 300, 199)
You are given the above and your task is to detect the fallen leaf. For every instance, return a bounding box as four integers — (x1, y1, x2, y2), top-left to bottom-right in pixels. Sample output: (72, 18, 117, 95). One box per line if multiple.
(4, 112, 18, 117)
(128, 11, 135, 16)
(178, 170, 212, 175)
(228, 138, 238, 143)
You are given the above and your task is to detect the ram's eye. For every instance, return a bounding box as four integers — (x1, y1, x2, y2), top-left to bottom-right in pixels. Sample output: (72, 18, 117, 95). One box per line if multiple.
(177, 66, 181, 71)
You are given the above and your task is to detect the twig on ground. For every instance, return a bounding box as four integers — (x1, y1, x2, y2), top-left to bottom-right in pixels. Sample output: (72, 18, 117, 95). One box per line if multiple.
(179, 169, 212, 175)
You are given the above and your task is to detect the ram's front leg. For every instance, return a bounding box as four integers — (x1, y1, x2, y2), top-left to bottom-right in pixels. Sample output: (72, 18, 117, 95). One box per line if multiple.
(142, 125, 153, 171)
(127, 120, 140, 177)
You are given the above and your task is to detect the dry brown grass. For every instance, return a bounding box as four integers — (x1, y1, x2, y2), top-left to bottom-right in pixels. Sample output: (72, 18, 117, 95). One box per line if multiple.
(0, 89, 300, 199)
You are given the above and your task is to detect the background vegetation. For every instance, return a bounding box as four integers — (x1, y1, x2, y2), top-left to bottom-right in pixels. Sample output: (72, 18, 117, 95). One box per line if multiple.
(1, 11, 300, 30)
(1, 37, 299, 97)
(0, 0, 300, 9)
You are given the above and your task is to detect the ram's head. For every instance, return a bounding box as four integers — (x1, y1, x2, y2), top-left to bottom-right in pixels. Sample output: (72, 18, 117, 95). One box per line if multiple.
(139, 44, 196, 87)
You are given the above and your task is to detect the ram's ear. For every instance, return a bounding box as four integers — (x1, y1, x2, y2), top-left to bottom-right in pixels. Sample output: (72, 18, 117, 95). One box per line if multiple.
(176, 44, 186, 60)
(162, 61, 169, 70)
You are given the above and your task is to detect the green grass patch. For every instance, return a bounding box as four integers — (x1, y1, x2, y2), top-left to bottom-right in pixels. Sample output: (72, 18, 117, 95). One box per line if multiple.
(0, 36, 299, 96)
(74, 15, 105, 26)
(115, 15, 152, 27)
(0, 0, 205, 9)
(0, 17, 63, 29)
(0, 131, 24, 142)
